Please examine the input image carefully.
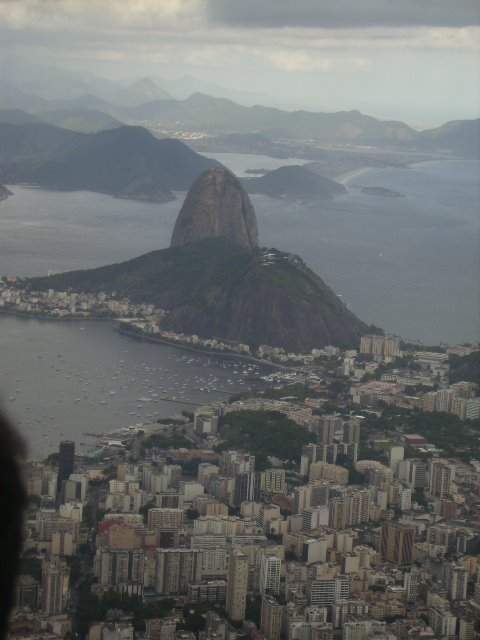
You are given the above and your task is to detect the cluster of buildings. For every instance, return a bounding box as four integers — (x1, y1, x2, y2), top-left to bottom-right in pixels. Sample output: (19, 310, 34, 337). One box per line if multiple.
(347, 337, 479, 421)
(0, 280, 162, 323)
(11, 376, 480, 640)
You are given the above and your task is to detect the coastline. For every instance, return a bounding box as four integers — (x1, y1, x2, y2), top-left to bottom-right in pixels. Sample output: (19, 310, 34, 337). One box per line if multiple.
(0, 309, 295, 371)
(0, 308, 116, 322)
(335, 167, 372, 185)
(116, 325, 296, 371)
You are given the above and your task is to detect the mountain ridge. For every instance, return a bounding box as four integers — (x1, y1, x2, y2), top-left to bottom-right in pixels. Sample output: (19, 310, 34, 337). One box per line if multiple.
(1, 79, 477, 156)
(0, 124, 221, 201)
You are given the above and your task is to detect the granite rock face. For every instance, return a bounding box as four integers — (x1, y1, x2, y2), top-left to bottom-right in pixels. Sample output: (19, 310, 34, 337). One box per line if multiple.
(171, 168, 259, 250)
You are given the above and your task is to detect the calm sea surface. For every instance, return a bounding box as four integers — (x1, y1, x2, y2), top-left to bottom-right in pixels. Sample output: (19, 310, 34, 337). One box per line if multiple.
(0, 315, 268, 458)
(0, 153, 478, 455)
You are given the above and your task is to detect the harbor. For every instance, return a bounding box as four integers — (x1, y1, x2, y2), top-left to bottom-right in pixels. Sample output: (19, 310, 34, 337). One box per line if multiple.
(0, 314, 269, 458)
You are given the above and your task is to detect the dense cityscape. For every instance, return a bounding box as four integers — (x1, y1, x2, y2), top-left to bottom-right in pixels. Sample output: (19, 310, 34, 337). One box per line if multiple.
(8, 306, 480, 640)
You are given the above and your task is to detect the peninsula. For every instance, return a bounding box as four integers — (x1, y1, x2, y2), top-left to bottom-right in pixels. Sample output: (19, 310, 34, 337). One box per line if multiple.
(26, 168, 369, 352)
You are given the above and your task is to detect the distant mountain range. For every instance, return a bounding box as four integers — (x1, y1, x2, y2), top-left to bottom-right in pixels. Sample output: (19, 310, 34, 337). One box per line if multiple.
(1, 75, 478, 157)
(0, 123, 220, 202)
(0, 117, 348, 203)
(38, 108, 122, 133)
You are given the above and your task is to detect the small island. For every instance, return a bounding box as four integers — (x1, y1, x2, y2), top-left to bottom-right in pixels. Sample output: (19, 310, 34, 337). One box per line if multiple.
(360, 185, 405, 198)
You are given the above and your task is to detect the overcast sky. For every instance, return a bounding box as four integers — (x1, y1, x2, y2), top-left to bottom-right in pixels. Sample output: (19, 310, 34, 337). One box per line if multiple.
(1, 0, 479, 126)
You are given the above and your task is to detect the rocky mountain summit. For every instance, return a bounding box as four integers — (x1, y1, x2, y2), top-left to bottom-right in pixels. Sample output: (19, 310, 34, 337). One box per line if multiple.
(171, 168, 259, 250)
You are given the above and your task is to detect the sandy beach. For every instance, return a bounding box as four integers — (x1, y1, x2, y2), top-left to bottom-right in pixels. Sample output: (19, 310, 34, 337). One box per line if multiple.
(335, 166, 372, 185)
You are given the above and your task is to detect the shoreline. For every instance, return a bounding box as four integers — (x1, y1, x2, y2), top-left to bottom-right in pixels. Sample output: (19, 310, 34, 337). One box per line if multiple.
(0, 308, 117, 322)
(116, 325, 295, 371)
(335, 167, 372, 185)
(0, 309, 295, 371)
(335, 155, 469, 186)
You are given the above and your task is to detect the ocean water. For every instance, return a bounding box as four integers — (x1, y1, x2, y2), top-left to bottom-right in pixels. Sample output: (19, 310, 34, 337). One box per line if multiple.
(0, 315, 267, 458)
(255, 159, 480, 345)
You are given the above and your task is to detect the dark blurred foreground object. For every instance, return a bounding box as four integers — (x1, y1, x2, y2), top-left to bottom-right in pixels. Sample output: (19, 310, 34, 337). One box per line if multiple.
(0, 411, 27, 640)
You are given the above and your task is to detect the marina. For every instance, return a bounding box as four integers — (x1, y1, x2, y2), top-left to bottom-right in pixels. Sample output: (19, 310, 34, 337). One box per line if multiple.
(0, 315, 269, 458)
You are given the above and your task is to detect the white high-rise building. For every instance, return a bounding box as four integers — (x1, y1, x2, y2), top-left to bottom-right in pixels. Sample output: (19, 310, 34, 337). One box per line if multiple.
(226, 549, 248, 622)
(260, 553, 281, 595)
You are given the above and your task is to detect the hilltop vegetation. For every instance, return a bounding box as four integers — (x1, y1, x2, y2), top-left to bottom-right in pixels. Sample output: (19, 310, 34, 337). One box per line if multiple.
(448, 351, 480, 384)
(216, 410, 315, 470)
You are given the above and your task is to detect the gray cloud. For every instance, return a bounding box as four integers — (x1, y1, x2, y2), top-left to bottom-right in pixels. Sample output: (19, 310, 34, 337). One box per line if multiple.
(206, 0, 480, 29)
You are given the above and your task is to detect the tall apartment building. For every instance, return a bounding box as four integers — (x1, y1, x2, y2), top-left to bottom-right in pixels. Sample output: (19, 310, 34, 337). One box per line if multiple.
(55, 440, 75, 505)
(261, 468, 287, 495)
(427, 523, 456, 554)
(191, 535, 228, 577)
(260, 553, 281, 595)
(260, 594, 283, 640)
(148, 508, 184, 530)
(343, 421, 361, 444)
(226, 549, 248, 622)
(344, 489, 370, 526)
(51, 530, 75, 556)
(309, 462, 348, 485)
(42, 560, 70, 615)
(380, 522, 415, 565)
(316, 416, 340, 445)
(302, 506, 329, 531)
(194, 407, 219, 435)
(306, 576, 349, 612)
(429, 606, 457, 639)
(329, 498, 346, 530)
(155, 549, 202, 595)
(15, 575, 40, 610)
(429, 460, 454, 498)
(398, 459, 427, 489)
(404, 571, 420, 603)
(360, 335, 400, 358)
(384, 336, 401, 357)
(234, 472, 258, 505)
(389, 446, 404, 472)
(458, 618, 475, 640)
(97, 548, 145, 590)
(442, 562, 468, 601)
(219, 451, 255, 477)
(194, 515, 245, 537)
